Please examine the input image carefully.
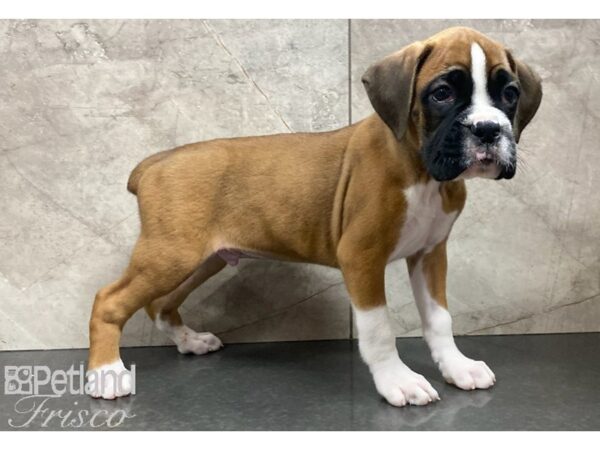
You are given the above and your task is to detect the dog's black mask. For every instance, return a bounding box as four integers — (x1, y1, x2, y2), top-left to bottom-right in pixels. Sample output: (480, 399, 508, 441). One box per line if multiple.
(419, 66, 519, 181)
(361, 38, 542, 182)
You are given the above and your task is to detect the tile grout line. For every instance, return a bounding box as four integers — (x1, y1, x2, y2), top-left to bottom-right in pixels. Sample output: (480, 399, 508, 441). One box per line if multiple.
(348, 18, 354, 341)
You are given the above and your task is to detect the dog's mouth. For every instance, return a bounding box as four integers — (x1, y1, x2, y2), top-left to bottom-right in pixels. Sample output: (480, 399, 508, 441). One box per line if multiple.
(459, 136, 518, 180)
(473, 149, 496, 166)
(422, 136, 516, 182)
(460, 148, 502, 179)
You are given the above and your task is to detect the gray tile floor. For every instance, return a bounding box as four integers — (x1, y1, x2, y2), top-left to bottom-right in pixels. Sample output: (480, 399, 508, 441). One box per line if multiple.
(1, 333, 598, 430)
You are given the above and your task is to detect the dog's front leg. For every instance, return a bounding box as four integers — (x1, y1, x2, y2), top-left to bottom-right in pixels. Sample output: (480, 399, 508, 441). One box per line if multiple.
(339, 244, 439, 407)
(407, 240, 496, 390)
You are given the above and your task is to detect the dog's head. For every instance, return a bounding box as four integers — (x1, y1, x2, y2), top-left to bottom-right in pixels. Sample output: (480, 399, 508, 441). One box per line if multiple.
(362, 27, 542, 181)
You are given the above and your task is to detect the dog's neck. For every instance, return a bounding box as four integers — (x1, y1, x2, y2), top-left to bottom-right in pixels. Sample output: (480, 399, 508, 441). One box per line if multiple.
(365, 113, 436, 186)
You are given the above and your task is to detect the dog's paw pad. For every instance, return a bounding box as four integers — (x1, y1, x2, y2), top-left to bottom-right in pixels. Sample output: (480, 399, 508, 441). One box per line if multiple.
(441, 357, 495, 390)
(86, 359, 133, 400)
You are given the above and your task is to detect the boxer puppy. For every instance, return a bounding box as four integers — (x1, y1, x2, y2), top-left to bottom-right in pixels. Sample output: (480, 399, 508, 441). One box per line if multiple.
(86, 26, 542, 406)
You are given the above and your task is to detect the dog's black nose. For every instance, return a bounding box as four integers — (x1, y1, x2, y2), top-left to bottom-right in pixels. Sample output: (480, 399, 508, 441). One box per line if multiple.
(471, 121, 500, 143)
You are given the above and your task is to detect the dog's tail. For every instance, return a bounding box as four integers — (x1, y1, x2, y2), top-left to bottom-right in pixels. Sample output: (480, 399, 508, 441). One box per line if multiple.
(127, 151, 171, 195)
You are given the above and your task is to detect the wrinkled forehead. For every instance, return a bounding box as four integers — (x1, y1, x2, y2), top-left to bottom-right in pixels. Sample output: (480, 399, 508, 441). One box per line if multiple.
(415, 29, 513, 92)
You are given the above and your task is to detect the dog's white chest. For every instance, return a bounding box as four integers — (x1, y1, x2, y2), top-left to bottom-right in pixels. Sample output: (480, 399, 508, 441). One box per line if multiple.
(388, 181, 457, 261)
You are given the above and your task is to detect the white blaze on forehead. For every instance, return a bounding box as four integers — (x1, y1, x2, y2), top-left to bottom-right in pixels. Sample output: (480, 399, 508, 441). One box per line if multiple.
(467, 42, 511, 129)
(462, 42, 515, 172)
(470, 43, 491, 108)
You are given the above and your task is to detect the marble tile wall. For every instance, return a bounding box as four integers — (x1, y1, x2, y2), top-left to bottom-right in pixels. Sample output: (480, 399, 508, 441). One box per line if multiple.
(0, 20, 597, 350)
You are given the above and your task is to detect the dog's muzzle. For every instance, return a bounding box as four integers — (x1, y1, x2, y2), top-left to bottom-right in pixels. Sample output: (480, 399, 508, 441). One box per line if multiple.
(461, 117, 517, 180)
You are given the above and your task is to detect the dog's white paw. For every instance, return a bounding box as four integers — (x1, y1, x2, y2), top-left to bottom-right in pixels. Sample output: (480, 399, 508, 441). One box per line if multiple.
(373, 363, 440, 407)
(86, 359, 133, 400)
(176, 326, 223, 355)
(439, 357, 496, 390)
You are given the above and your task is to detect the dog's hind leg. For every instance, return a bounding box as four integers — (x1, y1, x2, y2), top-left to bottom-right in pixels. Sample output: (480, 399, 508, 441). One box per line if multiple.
(87, 237, 210, 399)
(144, 253, 226, 355)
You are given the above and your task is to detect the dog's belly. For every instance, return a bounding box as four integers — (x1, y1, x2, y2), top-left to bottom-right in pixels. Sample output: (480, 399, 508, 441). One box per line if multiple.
(216, 181, 458, 266)
(216, 248, 272, 266)
(388, 181, 457, 261)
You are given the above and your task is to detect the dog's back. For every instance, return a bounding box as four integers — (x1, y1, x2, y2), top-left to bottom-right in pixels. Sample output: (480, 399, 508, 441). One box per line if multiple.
(129, 127, 356, 266)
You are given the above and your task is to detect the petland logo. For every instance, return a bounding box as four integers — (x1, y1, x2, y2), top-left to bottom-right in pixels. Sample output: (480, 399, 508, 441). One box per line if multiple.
(3, 364, 136, 429)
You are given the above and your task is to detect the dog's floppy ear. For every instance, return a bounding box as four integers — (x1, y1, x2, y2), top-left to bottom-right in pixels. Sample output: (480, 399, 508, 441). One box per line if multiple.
(507, 51, 543, 142)
(361, 41, 431, 141)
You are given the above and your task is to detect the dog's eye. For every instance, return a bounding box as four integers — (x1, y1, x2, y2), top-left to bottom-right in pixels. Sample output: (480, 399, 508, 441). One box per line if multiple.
(502, 85, 520, 105)
(430, 86, 455, 103)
